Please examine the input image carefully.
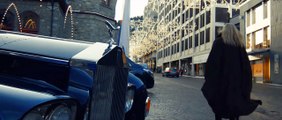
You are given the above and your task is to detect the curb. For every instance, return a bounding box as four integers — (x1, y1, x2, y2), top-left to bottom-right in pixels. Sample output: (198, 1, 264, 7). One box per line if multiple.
(181, 75, 204, 79)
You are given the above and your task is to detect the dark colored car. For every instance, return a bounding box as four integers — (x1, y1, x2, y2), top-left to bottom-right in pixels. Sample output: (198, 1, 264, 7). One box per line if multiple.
(127, 58, 155, 89)
(0, 30, 135, 120)
(126, 73, 150, 120)
(162, 67, 179, 77)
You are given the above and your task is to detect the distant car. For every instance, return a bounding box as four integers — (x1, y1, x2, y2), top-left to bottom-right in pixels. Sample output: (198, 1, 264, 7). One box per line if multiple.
(162, 67, 179, 77)
(0, 30, 134, 120)
(127, 58, 155, 89)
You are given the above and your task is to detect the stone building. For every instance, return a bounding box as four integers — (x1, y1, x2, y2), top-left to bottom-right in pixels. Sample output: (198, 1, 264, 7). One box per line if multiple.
(240, 0, 282, 84)
(0, 0, 117, 42)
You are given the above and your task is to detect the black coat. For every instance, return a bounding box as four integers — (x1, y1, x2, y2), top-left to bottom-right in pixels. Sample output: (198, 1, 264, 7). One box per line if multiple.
(201, 36, 261, 118)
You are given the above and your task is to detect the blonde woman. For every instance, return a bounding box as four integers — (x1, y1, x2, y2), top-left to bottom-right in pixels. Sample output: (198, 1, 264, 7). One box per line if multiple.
(201, 23, 262, 120)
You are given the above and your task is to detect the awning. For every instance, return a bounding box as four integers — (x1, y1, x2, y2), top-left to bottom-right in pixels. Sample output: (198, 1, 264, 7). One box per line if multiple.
(248, 55, 261, 61)
(192, 53, 209, 64)
(247, 48, 270, 55)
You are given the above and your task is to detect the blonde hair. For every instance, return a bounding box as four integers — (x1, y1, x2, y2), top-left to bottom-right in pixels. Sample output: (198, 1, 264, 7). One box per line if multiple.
(220, 23, 244, 47)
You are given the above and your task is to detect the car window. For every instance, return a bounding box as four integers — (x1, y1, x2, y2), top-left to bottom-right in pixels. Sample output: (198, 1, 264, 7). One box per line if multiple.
(0, 54, 69, 91)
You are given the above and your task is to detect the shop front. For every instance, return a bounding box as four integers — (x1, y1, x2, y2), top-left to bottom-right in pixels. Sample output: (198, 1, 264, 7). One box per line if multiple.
(180, 58, 192, 75)
(192, 54, 209, 76)
(248, 49, 270, 83)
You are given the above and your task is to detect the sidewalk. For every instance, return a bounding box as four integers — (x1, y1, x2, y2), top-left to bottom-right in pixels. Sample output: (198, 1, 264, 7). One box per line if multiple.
(181, 74, 204, 79)
(180, 74, 282, 88)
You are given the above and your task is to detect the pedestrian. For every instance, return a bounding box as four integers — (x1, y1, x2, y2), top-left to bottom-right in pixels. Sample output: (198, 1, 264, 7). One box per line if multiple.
(179, 67, 183, 76)
(201, 23, 262, 120)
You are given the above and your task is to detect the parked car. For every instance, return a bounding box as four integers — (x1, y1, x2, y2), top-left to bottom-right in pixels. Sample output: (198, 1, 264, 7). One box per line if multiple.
(126, 73, 150, 120)
(0, 30, 135, 120)
(162, 67, 179, 77)
(127, 58, 155, 89)
(138, 63, 149, 69)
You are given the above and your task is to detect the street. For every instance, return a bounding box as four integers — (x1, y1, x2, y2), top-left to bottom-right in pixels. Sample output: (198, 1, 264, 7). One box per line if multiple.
(146, 74, 282, 120)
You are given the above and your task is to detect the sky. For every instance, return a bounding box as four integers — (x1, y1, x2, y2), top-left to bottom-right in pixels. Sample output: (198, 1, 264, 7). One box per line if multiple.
(115, 0, 148, 20)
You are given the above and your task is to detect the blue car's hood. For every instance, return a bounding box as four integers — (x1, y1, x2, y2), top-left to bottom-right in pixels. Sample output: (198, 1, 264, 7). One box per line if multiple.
(0, 84, 59, 120)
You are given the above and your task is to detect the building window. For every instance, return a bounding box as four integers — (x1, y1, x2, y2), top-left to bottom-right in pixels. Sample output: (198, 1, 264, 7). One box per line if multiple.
(195, 34, 199, 47)
(252, 9, 256, 24)
(195, 18, 199, 31)
(206, 10, 210, 25)
(200, 31, 204, 45)
(246, 11, 250, 27)
(181, 40, 184, 51)
(21, 11, 39, 34)
(206, 28, 210, 43)
(263, 27, 270, 48)
(254, 30, 264, 49)
(182, 13, 185, 24)
(0, 10, 14, 30)
(177, 42, 179, 52)
(101, 0, 110, 6)
(185, 38, 188, 50)
(252, 32, 256, 49)
(189, 8, 193, 18)
(200, 14, 205, 28)
(168, 47, 170, 55)
(246, 34, 251, 49)
(216, 8, 228, 23)
(171, 45, 174, 54)
(195, 8, 199, 16)
(232, 9, 240, 17)
(189, 36, 192, 48)
(174, 44, 177, 53)
(263, 0, 268, 19)
(186, 10, 189, 20)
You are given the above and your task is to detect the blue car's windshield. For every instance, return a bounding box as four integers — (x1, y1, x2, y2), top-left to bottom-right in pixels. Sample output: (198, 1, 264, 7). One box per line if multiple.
(126, 57, 143, 69)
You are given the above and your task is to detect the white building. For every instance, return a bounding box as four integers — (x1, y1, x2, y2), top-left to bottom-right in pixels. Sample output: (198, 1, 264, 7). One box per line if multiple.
(240, 0, 282, 84)
(156, 0, 239, 76)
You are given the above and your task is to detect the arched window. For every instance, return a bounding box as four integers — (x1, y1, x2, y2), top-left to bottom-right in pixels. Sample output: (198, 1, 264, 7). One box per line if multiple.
(21, 11, 39, 34)
(0, 9, 15, 31)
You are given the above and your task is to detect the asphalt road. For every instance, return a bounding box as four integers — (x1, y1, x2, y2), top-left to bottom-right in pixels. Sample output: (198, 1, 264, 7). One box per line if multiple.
(146, 74, 282, 120)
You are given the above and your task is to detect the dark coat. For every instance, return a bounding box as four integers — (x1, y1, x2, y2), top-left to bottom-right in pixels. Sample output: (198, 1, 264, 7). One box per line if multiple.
(201, 36, 261, 118)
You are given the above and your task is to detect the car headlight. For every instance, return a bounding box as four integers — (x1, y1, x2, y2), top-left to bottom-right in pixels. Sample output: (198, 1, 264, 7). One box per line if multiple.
(23, 100, 77, 120)
(125, 84, 135, 112)
(48, 104, 73, 120)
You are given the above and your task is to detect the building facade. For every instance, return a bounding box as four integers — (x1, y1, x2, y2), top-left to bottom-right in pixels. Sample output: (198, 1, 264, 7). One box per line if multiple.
(155, 0, 239, 76)
(240, 0, 282, 84)
(0, 0, 117, 42)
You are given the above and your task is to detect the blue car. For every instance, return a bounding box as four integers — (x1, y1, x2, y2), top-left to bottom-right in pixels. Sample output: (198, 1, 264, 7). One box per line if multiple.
(127, 58, 155, 89)
(126, 73, 150, 120)
(0, 30, 136, 120)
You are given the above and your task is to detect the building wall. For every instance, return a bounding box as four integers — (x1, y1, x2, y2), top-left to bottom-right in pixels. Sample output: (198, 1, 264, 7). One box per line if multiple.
(68, 0, 117, 42)
(155, 1, 235, 75)
(240, 0, 282, 84)
(0, 1, 65, 37)
(0, 0, 117, 43)
(270, 0, 282, 84)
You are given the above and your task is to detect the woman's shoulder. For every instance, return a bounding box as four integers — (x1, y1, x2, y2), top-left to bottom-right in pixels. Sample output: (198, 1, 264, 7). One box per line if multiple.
(213, 36, 224, 45)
